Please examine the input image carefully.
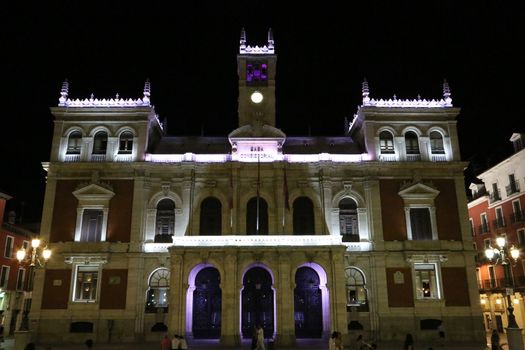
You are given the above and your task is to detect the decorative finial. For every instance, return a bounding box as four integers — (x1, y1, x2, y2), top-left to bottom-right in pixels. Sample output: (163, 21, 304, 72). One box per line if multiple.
(115, 93, 119, 100)
(59, 79, 69, 106)
(362, 78, 370, 104)
(143, 79, 151, 105)
(240, 27, 247, 51)
(267, 28, 274, 50)
(443, 79, 452, 105)
(393, 94, 397, 100)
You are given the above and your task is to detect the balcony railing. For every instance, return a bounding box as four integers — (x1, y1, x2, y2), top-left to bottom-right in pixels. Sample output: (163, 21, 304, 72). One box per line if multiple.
(489, 189, 502, 203)
(65, 154, 81, 162)
(406, 154, 421, 161)
(510, 209, 525, 224)
(91, 154, 106, 162)
(492, 217, 506, 229)
(506, 180, 520, 196)
(431, 154, 447, 162)
(479, 276, 525, 290)
(379, 153, 397, 162)
(478, 223, 490, 234)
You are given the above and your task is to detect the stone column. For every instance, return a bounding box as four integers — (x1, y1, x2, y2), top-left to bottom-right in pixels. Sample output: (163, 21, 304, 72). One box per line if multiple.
(322, 180, 333, 234)
(129, 256, 145, 341)
(221, 251, 239, 346)
(168, 253, 185, 335)
(276, 252, 295, 346)
(394, 137, 405, 161)
(330, 248, 348, 340)
(419, 136, 430, 161)
(107, 136, 119, 161)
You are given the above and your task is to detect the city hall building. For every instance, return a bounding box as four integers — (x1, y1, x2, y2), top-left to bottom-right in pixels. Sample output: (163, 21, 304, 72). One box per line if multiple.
(31, 30, 484, 346)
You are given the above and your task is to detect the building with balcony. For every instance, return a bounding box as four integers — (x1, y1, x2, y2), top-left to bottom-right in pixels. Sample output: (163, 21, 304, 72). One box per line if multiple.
(468, 132, 525, 333)
(0, 192, 37, 336)
(30, 29, 484, 346)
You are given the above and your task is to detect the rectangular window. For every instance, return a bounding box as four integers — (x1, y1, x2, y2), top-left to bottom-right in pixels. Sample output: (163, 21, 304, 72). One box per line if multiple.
(512, 200, 523, 223)
(518, 229, 525, 246)
(73, 265, 99, 302)
(0, 265, 10, 288)
(469, 218, 475, 236)
(484, 238, 491, 249)
(80, 209, 103, 242)
(4, 236, 14, 258)
(495, 207, 505, 228)
(488, 265, 496, 288)
(410, 208, 433, 240)
(414, 263, 441, 299)
(480, 213, 489, 233)
(16, 268, 26, 290)
(22, 240, 29, 250)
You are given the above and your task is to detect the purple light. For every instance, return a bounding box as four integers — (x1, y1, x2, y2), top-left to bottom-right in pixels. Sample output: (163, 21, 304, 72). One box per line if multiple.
(186, 263, 217, 335)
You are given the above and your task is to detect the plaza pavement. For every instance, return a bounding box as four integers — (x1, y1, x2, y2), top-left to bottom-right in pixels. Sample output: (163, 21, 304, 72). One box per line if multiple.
(0, 334, 516, 350)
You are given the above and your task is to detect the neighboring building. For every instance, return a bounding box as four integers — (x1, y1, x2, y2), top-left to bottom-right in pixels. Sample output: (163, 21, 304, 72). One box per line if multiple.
(31, 29, 484, 346)
(468, 133, 525, 333)
(0, 192, 34, 335)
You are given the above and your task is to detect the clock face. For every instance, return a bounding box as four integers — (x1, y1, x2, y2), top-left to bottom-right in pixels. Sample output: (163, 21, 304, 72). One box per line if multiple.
(250, 91, 263, 104)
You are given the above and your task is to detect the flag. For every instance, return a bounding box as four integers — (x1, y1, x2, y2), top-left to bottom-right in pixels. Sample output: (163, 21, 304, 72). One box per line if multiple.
(283, 167, 290, 210)
(229, 169, 234, 210)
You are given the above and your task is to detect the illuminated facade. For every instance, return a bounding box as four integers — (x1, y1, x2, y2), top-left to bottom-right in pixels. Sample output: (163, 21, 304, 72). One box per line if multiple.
(31, 29, 484, 346)
(0, 192, 34, 335)
(468, 133, 525, 333)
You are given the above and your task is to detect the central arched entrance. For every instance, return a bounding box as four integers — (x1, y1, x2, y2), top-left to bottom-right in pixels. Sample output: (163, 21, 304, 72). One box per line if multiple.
(192, 267, 221, 338)
(294, 266, 323, 338)
(241, 266, 274, 338)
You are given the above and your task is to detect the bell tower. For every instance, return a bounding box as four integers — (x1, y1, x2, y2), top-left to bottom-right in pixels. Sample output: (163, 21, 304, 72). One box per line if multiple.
(237, 28, 277, 128)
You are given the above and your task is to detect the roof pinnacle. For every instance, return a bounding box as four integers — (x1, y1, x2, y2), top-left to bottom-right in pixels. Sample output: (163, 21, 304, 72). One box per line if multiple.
(443, 79, 452, 105)
(362, 78, 370, 104)
(59, 79, 69, 106)
(240, 28, 247, 51)
(143, 79, 151, 105)
(267, 28, 274, 50)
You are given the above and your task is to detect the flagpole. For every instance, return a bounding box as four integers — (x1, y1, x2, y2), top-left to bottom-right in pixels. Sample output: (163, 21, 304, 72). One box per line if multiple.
(319, 168, 326, 234)
(256, 154, 260, 234)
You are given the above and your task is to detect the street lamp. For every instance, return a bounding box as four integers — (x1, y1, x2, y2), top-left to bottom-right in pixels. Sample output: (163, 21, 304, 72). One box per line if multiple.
(485, 236, 523, 350)
(16, 238, 51, 331)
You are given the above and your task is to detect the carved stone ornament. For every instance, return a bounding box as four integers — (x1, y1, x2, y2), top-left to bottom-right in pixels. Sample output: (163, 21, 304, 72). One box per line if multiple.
(393, 271, 405, 284)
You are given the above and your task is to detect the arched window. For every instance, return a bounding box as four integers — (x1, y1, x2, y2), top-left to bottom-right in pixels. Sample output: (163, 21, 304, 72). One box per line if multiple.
(345, 268, 368, 311)
(155, 199, 175, 242)
(145, 268, 170, 313)
(119, 131, 134, 154)
(200, 197, 222, 235)
(293, 197, 315, 235)
(93, 131, 108, 154)
(405, 131, 420, 154)
(339, 198, 359, 242)
(430, 131, 445, 154)
(246, 197, 268, 235)
(67, 131, 82, 154)
(379, 131, 394, 154)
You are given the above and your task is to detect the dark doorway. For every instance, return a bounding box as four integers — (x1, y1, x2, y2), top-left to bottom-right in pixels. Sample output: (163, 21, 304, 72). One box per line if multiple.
(200, 197, 222, 235)
(246, 197, 268, 235)
(495, 314, 504, 333)
(294, 267, 323, 338)
(192, 267, 221, 339)
(241, 267, 274, 338)
(293, 197, 315, 235)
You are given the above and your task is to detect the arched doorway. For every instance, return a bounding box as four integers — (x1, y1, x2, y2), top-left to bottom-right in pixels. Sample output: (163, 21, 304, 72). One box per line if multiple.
(192, 267, 221, 338)
(241, 266, 274, 338)
(294, 266, 322, 338)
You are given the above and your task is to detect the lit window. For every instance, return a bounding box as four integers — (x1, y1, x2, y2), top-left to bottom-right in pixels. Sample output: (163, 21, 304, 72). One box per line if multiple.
(379, 131, 394, 154)
(73, 265, 99, 302)
(155, 199, 176, 242)
(118, 131, 134, 154)
(429, 131, 445, 154)
(67, 131, 82, 154)
(146, 268, 170, 313)
(345, 268, 368, 309)
(414, 263, 441, 299)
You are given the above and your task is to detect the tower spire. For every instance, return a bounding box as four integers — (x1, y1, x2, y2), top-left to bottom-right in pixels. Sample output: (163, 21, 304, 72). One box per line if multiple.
(143, 79, 151, 105)
(362, 78, 370, 105)
(443, 79, 452, 106)
(59, 79, 69, 106)
(267, 28, 274, 51)
(240, 27, 247, 52)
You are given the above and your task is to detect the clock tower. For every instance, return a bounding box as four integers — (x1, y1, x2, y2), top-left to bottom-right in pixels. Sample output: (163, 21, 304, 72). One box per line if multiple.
(237, 28, 277, 128)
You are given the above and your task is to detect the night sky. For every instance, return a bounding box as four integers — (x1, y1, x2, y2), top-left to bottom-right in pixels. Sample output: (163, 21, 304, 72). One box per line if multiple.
(3, 2, 525, 224)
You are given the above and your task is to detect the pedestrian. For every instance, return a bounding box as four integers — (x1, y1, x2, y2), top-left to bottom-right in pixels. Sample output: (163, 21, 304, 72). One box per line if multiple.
(437, 322, 445, 346)
(403, 333, 414, 350)
(160, 334, 171, 350)
(334, 331, 343, 350)
(329, 331, 338, 350)
(356, 334, 372, 350)
(251, 326, 258, 350)
(171, 334, 180, 350)
(490, 330, 500, 350)
(179, 335, 188, 350)
(256, 324, 265, 350)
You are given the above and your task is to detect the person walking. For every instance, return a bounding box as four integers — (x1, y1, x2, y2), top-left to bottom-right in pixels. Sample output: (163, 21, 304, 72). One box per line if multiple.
(329, 331, 338, 350)
(171, 334, 180, 350)
(179, 335, 188, 350)
(403, 333, 414, 350)
(256, 324, 265, 350)
(490, 330, 500, 350)
(160, 334, 171, 350)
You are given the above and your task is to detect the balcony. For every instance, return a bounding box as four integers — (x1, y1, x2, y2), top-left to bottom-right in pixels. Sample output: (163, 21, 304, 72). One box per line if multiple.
(379, 153, 396, 162)
(478, 223, 490, 234)
(91, 154, 106, 162)
(479, 277, 525, 291)
(505, 180, 520, 196)
(65, 154, 81, 162)
(406, 154, 421, 161)
(489, 189, 502, 203)
(492, 217, 506, 229)
(431, 154, 447, 162)
(510, 209, 525, 224)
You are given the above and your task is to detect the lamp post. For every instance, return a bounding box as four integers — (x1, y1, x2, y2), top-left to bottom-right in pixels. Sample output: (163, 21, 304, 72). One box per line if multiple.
(16, 238, 51, 331)
(485, 236, 524, 350)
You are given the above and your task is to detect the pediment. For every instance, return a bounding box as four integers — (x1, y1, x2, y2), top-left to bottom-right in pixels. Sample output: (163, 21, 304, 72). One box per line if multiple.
(73, 183, 115, 201)
(398, 182, 439, 200)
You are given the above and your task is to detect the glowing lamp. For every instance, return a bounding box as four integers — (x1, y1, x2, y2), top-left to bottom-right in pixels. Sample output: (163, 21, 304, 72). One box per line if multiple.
(250, 91, 263, 104)
(480, 299, 486, 304)
(485, 248, 495, 260)
(16, 249, 26, 263)
(31, 238, 41, 248)
(42, 248, 52, 261)
(496, 236, 506, 248)
(510, 246, 520, 261)
(496, 299, 502, 305)
(514, 298, 519, 304)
